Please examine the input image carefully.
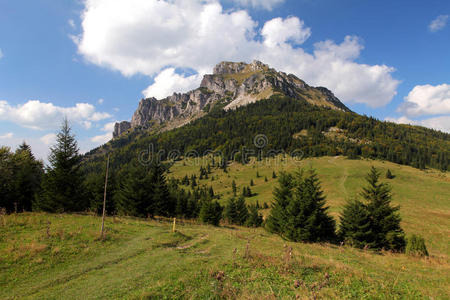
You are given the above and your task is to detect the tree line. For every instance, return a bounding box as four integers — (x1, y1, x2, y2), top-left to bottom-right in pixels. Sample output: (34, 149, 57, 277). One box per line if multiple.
(0, 119, 430, 255)
(84, 95, 449, 176)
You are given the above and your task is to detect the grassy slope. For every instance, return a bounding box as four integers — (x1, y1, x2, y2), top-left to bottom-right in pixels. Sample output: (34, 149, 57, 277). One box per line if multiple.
(1, 157, 449, 299)
(170, 156, 450, 257)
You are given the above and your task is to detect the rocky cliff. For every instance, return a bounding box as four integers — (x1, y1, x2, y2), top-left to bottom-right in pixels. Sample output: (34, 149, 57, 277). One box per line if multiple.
(113, 61, 350, 138)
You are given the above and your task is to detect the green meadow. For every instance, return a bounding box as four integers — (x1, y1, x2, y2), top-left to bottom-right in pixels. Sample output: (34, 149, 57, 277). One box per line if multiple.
(1, 156, 449, 299)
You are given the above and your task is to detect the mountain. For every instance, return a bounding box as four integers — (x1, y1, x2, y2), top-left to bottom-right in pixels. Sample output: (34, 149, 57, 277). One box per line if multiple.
(113, 61, 349, 137)
(84, 61, 449, 173)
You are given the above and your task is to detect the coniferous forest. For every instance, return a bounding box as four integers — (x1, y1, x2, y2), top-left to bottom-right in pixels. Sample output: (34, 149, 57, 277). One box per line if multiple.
(85, 95, 449, 177)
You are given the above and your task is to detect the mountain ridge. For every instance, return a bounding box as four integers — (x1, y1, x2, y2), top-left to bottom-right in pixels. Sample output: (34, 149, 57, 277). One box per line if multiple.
(113, 61, 350, 137)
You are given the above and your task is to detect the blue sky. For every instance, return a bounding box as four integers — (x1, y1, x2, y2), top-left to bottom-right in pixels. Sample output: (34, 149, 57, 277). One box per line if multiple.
(0, 0, 449, 160)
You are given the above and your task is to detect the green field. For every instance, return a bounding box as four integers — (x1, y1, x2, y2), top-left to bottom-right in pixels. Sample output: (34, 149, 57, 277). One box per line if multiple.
(1, 157, 449, 299)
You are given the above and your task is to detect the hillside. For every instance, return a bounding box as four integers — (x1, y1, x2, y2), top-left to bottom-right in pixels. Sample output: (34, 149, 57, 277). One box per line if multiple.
(82, 62, 449, 175)
(1, 157, 449, 299)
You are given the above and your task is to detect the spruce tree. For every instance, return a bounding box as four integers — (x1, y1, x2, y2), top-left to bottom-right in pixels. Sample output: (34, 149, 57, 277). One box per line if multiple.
(36, 119, 85, 212)
(235, 196, 249, 225)
(114, 164, 154, 217)
(386, 169, 394, 179)
(12, 143, 43, 212)
(224, 197, 238, 224)
(360, 167, 405, 251)
(246, 204, 263, 227)
(338, 199, 372, 248)
(85, 170, 116, 215)
(199, 199, 223, 226)
(284, 169, 336, 242)
(265, 172, 293, 234)
(0, 147, 14, 212)
(150, 162, 173, 217)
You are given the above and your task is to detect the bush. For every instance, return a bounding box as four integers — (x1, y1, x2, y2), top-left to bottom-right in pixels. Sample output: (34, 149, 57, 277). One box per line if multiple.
(405, 234, 429, 257)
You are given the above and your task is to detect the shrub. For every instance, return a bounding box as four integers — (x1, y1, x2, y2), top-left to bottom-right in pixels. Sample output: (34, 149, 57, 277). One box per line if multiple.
(405, 234, 429, 257)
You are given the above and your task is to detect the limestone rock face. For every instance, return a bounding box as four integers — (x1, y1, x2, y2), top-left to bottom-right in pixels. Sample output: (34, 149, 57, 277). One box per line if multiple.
(112, 60, 350, 138)
(113, 121, 131, 138)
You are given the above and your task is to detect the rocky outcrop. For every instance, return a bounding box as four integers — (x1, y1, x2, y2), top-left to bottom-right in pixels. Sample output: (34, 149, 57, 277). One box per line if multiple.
(113, 121, 131, 138)
(112, 60, 350, 138)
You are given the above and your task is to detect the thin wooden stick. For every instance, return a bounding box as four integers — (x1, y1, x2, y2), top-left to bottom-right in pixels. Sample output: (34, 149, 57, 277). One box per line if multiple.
(100, 154, 110, 238)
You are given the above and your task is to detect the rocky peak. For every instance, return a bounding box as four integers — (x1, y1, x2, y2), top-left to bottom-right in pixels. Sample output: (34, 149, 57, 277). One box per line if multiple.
(112, 61, 350, 138)
(213, 60, 269, 75)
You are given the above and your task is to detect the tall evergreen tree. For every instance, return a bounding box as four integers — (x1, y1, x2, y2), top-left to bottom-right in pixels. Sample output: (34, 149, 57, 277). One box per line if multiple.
(199, 199, 223, 226)
(150, 162, 173, 217)
(265, 172, 293, 234)
(114, 164, 154, 217)
(0, 144, 43, 213)
(338, 199, 372, 248)
(85, 170, 116, 215)
(0, 147, 16, 212)
(36, 119, 85, 212)
(224, 197, 238, 224)
(361, 167, 405, 251)
(284, 170, 336, 242)
(235, 196, 249, 225)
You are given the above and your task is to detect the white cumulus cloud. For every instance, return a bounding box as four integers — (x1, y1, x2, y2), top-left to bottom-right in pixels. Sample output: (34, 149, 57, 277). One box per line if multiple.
(429, 15, 449, 32)
(400, 84, 450, 116)
(0, 100, 111, 130)
(142, 68, 202, 99)
(231, 0, 285, 11)
(90, 121, 116, 144)
(261, 17, 311, 47)
(386, 115, 450, 133)
(74, 0, 400, 107)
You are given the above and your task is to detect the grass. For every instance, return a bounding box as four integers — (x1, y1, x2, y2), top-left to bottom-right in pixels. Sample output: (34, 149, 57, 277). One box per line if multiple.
(1, 213, 449, 299)
(170, 156, 450, 256)
(1, 156, 449, 299)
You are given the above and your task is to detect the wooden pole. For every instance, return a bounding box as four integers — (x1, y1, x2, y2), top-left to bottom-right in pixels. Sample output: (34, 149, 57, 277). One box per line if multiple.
(100, 154, 110, 238)
(172, 217, 176, 233)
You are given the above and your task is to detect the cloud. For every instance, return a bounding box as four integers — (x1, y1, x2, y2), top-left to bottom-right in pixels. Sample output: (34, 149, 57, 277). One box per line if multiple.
(399, 84, 450, 116)
(0, 132, 13, 139)
(255, 35, 400, 107)
(142, 68, 202, 99)
(68, 19, 76, 29)
(261, 17, 311, 47)
(231, 0, 284, 11)
(74, 0, 400, 107)
(0, 100, 111, 130)
(0, 48, 3, 59)
(386, 115, 450, 133)
(429, 15, 449, 32)
(90, 121, 116, 144)
(97, 98, 104, 104)
(40, 133, 57, 145)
